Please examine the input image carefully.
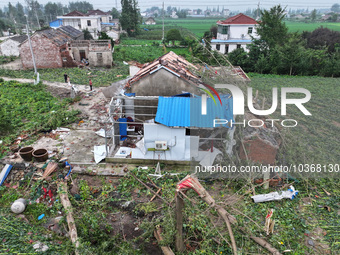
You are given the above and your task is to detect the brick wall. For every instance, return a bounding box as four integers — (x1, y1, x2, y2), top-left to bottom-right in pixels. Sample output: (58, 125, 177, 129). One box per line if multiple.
(20, 34, 62, 69)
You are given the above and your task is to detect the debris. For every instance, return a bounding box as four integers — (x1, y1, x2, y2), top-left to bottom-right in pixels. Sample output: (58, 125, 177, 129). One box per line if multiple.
(177, 175, 237, 255)
(0, 164, 13, 186)
(323, 188, 331, 196)
(154, 226, 175, 255)
(33, 241, 49, 252)
(38, 214, 45, 220)
(93, 145, 107, 163)
(42, 162, 58, 179)
(265, 209, 275, 235)
(65, 161, 72, 179)
(324, 206, 331, 212)
(58, 181, 80, 254)
(176, 174, 282, 255)
(251, 186, 299, 203)
(130, 172, 169, 205)
(11, 198, 27, 214)
(307, 239, 314, 246)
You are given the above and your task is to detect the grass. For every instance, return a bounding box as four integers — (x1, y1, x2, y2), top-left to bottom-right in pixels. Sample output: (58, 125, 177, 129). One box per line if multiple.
(0, 62, 129, 87)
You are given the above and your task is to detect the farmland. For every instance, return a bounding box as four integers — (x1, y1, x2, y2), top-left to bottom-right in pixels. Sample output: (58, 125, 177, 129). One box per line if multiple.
(0, 63, 129, 87)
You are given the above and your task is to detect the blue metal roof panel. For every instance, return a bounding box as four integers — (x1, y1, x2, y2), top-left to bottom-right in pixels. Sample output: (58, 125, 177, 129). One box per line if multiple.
(155, 95, 234, 128)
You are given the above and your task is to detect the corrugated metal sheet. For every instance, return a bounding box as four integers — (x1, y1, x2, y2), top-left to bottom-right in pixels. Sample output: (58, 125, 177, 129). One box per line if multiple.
(155, 95, 234, 128)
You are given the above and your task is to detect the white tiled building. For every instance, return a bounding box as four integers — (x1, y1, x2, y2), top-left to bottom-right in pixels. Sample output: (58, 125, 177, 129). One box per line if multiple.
(211, 13, 259, 54)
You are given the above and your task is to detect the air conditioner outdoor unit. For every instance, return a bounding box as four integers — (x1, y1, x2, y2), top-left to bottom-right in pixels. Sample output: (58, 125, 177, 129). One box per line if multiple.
(155, 141, 167, 150)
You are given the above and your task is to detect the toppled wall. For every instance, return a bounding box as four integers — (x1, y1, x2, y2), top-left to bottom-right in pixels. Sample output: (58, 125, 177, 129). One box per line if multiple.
(0, 40, 20, 57)
(20, 33, 62, 69)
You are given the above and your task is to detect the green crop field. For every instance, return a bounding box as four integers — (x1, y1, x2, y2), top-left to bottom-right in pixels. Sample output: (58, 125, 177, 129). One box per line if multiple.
(249, 74, 340, 167)
(140, 18, 340, 39)
(285, 21, 340, 32)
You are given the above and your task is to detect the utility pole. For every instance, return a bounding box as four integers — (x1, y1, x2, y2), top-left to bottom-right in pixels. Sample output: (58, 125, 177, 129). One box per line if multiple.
(116, 0, 118, 9)
(26, 23, 37, 75)
(162, 2, 165, 43)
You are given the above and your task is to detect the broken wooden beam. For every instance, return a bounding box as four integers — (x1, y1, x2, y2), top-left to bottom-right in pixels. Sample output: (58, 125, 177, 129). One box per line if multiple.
(58, 181, 80, 254)
(154, 226, 175, 255)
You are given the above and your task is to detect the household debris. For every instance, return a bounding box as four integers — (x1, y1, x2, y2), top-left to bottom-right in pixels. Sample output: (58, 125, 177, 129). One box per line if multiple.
(33, 241, 49, 252)
(11, 198, 27, 214)
(0, 164, 12, 186)
(154, 226, 175, 255)
(251, 186, 299, 203)
(265, 209, 275, 235)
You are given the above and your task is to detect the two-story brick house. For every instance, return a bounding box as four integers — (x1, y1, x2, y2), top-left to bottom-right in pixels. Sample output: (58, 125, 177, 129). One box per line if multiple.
(211, 13, 259, 54)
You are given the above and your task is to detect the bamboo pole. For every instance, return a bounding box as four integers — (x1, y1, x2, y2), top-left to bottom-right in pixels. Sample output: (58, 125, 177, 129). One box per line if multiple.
(58, 181, 80, 254)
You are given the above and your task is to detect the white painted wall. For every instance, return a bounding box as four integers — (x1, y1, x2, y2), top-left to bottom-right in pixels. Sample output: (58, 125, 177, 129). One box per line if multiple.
(58, 16, 102, 39)
(217, 24, 258, 40)
(0, 40, 20, 56)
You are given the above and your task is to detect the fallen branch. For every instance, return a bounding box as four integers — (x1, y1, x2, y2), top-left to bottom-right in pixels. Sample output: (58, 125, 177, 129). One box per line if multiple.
(154, 226, 175, 255)
(177, 174, 282, 255)
(239, 227, 281, 255)
(58, 181, 80, 254)
(177, 175, 237, 255)
(130, 172, 170, 206)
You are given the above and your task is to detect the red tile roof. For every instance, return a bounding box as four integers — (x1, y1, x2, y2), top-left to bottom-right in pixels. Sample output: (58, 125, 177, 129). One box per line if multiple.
(125, 51, 200, 88)
(63, 10, 86, 16)
(87, 9, 110, 16)
(217, 13, 258, 25)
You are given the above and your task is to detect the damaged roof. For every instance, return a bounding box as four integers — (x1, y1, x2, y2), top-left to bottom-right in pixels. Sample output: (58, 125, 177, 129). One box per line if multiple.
(35, 29, 72, 46)
(87, 9, 110, 15)
(63, 10, 86, 16)
(217, 13, 258, 25)
(126, 51, 200, 88)
(7, 35, 28, 44)
(57, 26, 83, 40)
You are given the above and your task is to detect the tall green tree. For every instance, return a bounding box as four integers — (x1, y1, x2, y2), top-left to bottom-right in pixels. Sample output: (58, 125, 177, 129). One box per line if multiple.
(68, 1, 93, 14)
(120, 0, 141, 36)
(111, 7, 119, 19)
(311, 9, 317, 22)
(256, 5, 288, 48)
(166, 28, 181, 45)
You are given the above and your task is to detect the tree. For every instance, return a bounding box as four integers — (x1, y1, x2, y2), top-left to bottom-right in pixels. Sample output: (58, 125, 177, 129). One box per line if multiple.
(83, 28, 93, 40)
(303, 27, 340, 53)
(166, 28, 181, 45)
(120, 0, 141, 36)
(311, 9, 317, 21)
(210, 25, 217, 38)
(111, 7, 119, 19)
(256, 5, 288, 48)
(331, 3, 340, 12)
(68, 1, 93, 14)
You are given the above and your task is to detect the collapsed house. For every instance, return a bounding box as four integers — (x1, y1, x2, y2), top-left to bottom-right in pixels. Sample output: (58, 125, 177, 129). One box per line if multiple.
(101, 51, 237, 166)
(19, 26, 112, 69)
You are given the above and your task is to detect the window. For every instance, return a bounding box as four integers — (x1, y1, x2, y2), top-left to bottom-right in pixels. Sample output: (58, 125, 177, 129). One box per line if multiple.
(87, 20, 91, 26)
(225, 44, 229, 54)
(248, 27, 253, 34)
(237, 44, 241, 49)
(216, 44, 220, 50)
(218, 25, 228, 35)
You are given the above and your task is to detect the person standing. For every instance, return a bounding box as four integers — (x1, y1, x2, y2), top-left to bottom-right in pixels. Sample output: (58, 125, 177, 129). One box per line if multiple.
(64, 73, 68, 83)
(89, 79, 92, 91)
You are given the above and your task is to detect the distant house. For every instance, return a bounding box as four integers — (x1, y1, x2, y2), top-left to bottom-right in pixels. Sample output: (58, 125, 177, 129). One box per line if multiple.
(211, 13, 259, 54)
(145, 17, 156, 25)
(70, 40, 113, 67)
(171, 11, 178, 19)
(87, 9, 112, 23)
(20, 28, 76, 69)
(56, 10, 101, 39)
(0, 35, 27, 56)
(20, 26, 110, 69)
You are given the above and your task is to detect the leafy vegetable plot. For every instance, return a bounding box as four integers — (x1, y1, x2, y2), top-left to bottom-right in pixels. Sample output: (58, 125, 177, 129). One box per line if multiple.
(0, 80, 80, 155)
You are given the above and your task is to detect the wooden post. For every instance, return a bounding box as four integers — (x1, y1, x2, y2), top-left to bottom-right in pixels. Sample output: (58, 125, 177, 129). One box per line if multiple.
(58, 181, 80, 255)
(175, 194, 185, 252)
